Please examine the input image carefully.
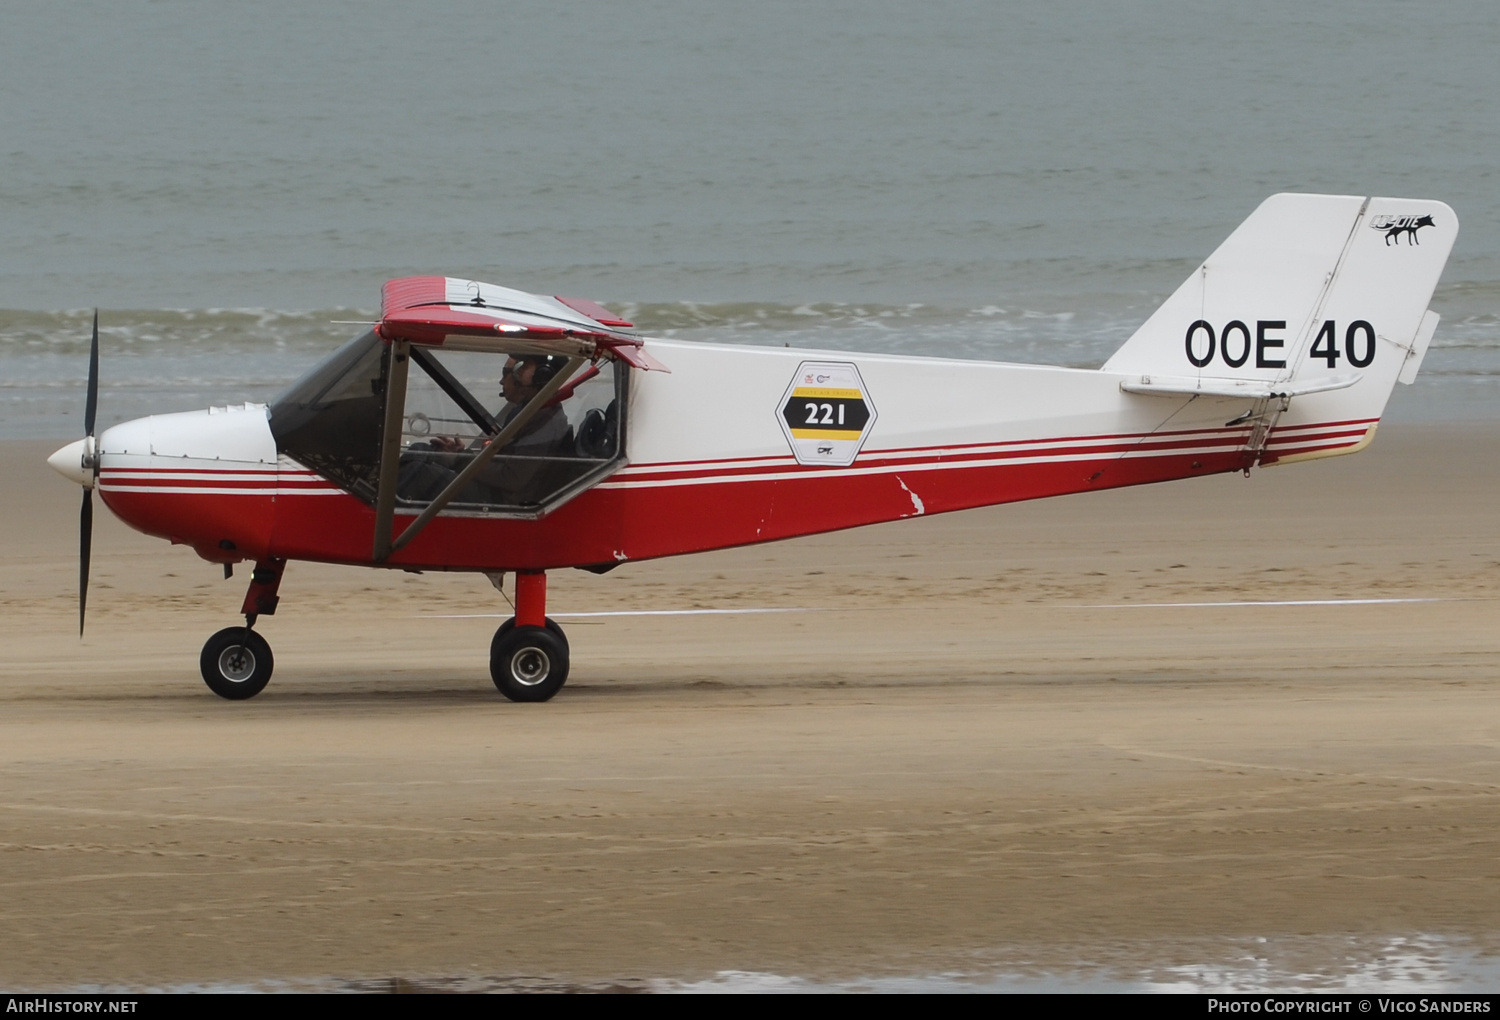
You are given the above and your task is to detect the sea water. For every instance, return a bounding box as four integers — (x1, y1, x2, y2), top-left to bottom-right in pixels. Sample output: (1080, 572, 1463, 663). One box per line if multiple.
(3, 1, 1497, 437)
(63, 934, 1500, 994)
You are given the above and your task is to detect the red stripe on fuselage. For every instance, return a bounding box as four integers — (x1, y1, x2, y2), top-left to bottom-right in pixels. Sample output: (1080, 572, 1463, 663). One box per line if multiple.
(607, 418, 1377, 484)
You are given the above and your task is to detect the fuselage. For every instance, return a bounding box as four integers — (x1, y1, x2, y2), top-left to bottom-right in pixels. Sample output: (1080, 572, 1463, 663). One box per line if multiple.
(88, 337, 1373, 573)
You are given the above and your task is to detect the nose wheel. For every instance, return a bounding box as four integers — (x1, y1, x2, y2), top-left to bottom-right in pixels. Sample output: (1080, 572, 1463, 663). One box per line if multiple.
(200, 627, 274, 700)
(200, 558, 284, 701)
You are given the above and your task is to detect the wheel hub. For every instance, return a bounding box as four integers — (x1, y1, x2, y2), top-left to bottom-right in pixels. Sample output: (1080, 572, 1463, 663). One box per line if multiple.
(509, 646, 551, 686)
(217, 645, 257, 683)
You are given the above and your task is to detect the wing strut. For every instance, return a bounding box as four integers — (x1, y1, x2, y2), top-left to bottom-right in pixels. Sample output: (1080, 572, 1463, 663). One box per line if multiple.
(409, 346, 500, 436)
(371, 340, 411, 562)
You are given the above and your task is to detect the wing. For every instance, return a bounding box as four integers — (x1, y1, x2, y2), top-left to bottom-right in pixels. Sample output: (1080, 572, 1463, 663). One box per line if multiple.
(377, 276, 669, 372)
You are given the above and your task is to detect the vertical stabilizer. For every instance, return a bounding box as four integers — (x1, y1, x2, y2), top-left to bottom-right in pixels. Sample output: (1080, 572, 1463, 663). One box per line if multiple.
(1104, 193, 1457, 428)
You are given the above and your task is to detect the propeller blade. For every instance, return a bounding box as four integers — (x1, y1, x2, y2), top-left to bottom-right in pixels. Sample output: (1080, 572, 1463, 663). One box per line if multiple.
(84, 310, 99, 438)
(80, 488, 93, 636)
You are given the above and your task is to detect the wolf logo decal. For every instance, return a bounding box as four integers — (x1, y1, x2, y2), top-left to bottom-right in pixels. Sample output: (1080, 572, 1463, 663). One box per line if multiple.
(1372, 213, 1436, 245)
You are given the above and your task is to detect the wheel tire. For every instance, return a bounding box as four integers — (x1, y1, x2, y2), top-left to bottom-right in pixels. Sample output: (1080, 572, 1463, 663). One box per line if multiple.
(490, 624, 569, 703)
(200, 627, 274, 700)
(491, 616, 568, 648)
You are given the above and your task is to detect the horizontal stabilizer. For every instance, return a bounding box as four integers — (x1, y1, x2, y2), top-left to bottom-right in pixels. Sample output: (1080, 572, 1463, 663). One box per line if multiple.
(1121, 373, 1360, 399)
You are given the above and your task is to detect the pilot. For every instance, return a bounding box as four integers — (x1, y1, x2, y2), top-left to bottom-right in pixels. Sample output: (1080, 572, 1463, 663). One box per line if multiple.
(422, 354, 574, 504)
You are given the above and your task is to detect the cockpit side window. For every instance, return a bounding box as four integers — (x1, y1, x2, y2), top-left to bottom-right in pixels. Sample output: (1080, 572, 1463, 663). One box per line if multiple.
(394, 348, 625, 513)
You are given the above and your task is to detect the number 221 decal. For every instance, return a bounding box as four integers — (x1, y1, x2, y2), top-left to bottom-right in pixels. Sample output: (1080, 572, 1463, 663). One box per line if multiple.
(1185, 319, 1376, 370)
(777, 361, 878, 467)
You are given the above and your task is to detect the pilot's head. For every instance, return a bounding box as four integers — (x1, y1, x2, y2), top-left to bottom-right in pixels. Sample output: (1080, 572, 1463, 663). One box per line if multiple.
(500, 355, 566, 403)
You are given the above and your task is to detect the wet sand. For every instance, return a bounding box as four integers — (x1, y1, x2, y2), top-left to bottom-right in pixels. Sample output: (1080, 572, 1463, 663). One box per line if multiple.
(3, 426, 1500, 989)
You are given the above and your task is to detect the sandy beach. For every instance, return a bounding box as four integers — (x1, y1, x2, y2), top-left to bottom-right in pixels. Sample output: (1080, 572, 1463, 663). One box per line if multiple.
(3, 425, 1499, 989)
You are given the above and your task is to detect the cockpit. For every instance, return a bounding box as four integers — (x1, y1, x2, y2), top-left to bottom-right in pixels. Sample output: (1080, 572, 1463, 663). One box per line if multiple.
(269, 330, 627, 519)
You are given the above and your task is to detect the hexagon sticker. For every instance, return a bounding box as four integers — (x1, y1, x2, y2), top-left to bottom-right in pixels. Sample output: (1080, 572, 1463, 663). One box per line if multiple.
(777, 361, 877, 467)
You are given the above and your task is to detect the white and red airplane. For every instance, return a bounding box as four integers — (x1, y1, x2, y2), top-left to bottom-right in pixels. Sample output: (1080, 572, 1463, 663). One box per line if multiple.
(48, 193, 1456, 702)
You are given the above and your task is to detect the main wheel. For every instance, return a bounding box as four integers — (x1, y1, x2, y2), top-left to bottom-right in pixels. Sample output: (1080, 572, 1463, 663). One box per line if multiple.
(490, 624, 569, 702)
(200, 627, 274, 700)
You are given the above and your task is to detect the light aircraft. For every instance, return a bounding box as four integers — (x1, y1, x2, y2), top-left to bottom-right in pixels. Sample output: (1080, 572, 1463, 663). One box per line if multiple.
(48, 194, 1456, 702)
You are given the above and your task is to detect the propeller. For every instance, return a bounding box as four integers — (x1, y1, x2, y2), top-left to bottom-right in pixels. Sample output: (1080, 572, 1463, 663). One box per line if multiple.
(46, 311, 103, 635)
(79, 312, 99, 635)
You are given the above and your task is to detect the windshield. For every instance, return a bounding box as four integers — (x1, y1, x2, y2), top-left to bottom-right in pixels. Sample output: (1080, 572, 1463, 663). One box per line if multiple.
(270, 331, 387, 500)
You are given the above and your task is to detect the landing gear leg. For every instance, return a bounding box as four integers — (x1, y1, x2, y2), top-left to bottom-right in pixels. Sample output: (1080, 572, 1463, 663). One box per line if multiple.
(200, 558, 285, 701)
(490, 570, 570, 702)
(240, 558, 285, 619)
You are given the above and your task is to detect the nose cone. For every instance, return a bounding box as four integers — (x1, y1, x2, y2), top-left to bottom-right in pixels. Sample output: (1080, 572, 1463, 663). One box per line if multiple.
(48, 438, 94, 488)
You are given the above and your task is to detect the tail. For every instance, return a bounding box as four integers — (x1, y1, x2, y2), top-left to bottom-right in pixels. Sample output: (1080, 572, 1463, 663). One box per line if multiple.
(1103, 193, 1457, 464)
